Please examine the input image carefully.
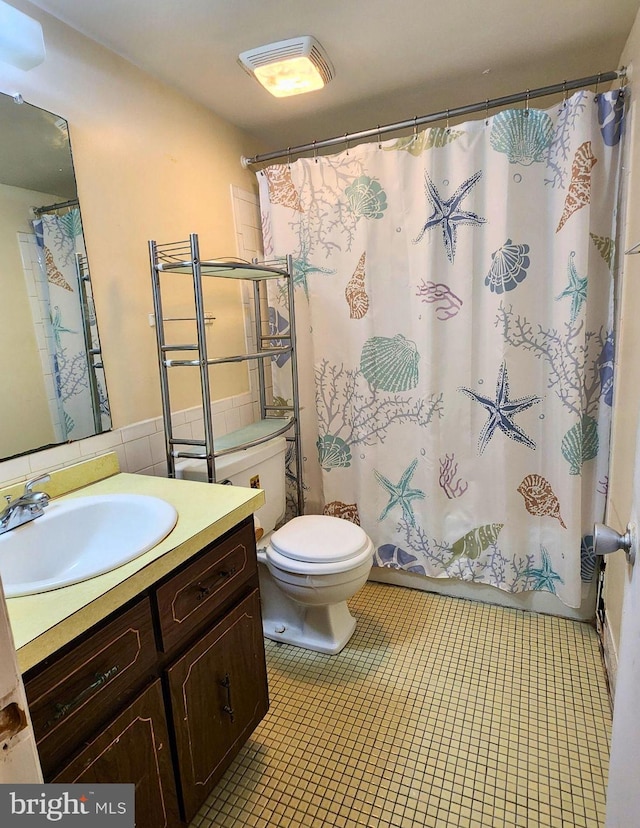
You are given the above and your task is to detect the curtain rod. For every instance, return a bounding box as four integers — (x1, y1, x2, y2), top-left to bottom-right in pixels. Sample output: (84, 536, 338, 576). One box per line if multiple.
(241, 69, 623, 168)
(32, 197, 79, 216)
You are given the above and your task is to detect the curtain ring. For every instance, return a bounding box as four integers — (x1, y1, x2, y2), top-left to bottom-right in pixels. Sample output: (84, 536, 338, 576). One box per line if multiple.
(345, 133, 349, 155)
(595, 72, 601, 100)
(446, 109, 450, 131)
(313, 139, 318, 163)
(287, 147, 291, 168)
(413, 116, 418, 139)
(485, 99, 490, 125)
(524, 89, 530, 117)
(562, 80, 568, 108)
(377, 125, 382, 149)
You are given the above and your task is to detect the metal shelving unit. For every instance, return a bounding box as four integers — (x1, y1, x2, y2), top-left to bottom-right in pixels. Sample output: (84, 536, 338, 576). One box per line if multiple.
(149, 232, 304, 515)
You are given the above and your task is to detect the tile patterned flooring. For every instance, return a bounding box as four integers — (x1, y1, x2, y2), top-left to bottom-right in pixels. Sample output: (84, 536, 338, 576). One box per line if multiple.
(190, 582, 611, 827)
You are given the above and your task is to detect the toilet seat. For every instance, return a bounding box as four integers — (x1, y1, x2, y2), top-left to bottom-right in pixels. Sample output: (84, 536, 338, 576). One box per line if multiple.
(270, 515, 370, 562)
(267, 515, 374, 575)
(266, 542, 373, 575)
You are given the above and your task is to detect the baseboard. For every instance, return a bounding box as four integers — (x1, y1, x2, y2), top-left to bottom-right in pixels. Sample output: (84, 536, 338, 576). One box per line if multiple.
(600, 609, 618, 704)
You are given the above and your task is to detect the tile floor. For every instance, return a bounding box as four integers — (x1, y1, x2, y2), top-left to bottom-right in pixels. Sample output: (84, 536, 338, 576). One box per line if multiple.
(191, 582, 611, 828)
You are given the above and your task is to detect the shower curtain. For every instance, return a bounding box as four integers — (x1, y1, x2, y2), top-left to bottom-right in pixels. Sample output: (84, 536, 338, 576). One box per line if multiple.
(33, 209, 110, 440)
(258, 89, 624, 609)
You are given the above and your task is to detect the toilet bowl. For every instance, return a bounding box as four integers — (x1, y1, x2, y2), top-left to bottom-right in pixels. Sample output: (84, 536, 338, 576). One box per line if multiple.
(257, 515, 374, 654)
(175, 436, 374, 654)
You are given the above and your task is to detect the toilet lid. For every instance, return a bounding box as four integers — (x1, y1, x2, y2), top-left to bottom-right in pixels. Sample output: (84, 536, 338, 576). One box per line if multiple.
(270, 515, 370, 564)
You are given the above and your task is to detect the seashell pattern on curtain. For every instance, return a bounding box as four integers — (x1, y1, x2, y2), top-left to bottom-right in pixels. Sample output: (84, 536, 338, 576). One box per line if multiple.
(258, 90, 624, 609)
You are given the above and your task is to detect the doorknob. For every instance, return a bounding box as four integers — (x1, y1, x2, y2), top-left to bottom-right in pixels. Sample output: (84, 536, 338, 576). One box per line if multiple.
(594, 523, 636, 566)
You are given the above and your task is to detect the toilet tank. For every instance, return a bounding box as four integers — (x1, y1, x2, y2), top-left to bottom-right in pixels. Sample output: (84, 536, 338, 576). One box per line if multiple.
(174, 436, 287, 534)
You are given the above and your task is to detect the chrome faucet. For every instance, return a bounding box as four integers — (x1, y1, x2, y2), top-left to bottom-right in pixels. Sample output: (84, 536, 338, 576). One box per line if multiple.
(0, 474, 51, 535)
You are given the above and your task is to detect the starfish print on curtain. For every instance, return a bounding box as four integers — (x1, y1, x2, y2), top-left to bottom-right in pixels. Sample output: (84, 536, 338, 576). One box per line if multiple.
(413, 170, 486, 263)
(522, 547, 564, 593)
(374, 458, 426, 527)
(275, 248, 335, 299)
(459, 361, 542, 454)
(556, 251, 588, 323)
(50, 306, 76, 350)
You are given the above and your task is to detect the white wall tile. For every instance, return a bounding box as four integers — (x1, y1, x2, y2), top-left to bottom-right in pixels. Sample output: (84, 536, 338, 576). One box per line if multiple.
(149, 431, 167, 464)
(120, 419, 157, 443)
(78, 430, 123, 456)
(0, 455, 31, 483)
(29, 443, 81, 473)
(239, 403, 254, 428)
(190, 419, 205, 440)
(184, 406, 203, 423)
(213, 412, 228, 436)
(171, 423, 193, 441)
(137, 465, 156, 477)
(123, 437, 153, 473)
(224, 407, 241, 432)
(170, 411, 187, 427)
(212, 398, 231, 416)
(233, 392, 253, 408)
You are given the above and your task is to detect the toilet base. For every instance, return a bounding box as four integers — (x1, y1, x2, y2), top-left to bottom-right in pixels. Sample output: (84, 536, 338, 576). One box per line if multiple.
(262, 600, 357, 655)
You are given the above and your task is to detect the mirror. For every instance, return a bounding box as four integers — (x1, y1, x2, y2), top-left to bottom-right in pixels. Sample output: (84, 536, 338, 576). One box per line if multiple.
(0, 92, 111, 460)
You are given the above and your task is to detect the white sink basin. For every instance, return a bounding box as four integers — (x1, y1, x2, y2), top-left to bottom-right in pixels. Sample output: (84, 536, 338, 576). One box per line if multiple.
(0, 494, 178, 598)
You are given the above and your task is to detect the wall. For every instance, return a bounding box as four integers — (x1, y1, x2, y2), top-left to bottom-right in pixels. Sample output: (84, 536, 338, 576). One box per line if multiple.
(0, 182, 60, 455)
(602, 4, 640, 693)
(0, 0, 262, 444)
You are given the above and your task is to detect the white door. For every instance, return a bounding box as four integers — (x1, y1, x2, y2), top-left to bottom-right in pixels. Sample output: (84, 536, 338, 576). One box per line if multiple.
(605, 438, 640, 825)
(0, 579, 42, 782)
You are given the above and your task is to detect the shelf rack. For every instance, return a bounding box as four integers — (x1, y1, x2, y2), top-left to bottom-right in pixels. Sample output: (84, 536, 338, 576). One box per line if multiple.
(149, 232, 304, 516)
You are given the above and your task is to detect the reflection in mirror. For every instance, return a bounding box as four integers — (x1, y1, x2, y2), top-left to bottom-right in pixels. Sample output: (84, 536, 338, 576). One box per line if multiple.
(0, 92, 111, 460)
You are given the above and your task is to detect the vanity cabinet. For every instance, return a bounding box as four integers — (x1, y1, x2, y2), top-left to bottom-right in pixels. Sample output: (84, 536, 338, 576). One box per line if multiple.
(23, 517, 268, 827)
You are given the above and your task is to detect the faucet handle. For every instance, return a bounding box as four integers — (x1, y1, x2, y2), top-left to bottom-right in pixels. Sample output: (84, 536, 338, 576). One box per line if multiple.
(24, 474, 50, 495)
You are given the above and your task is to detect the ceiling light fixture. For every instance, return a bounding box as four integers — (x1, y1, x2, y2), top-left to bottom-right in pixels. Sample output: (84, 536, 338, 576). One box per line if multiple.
(0, 0, 45, 70)
(238, 36, 334, 98)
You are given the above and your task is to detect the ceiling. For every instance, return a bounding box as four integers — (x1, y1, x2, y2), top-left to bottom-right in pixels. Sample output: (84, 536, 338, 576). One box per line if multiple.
(29, 0, 640, 153)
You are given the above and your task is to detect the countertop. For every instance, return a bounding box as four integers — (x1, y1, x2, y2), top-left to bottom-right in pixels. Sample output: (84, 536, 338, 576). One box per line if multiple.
(7, 472, 265, 673)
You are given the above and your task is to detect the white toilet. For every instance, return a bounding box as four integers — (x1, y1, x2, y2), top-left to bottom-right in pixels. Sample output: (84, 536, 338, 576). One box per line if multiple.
(175, 436, 374, 654)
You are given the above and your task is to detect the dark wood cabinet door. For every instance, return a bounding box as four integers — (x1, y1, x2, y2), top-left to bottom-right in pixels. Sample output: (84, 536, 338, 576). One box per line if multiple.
(52, 680, 181, 828)
(166, 589, 268, 822)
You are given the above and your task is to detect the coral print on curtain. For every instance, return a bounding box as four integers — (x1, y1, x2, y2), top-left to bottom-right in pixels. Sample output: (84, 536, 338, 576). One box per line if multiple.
(258, 90, 624, 609)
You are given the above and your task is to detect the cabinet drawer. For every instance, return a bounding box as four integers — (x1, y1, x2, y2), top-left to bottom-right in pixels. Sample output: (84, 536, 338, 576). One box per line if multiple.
(25, 598, 157, 779)
(155, 520, 256, 653)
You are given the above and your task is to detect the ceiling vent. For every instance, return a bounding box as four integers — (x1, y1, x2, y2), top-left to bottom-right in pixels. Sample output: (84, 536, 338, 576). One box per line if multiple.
(238, 36, 334, 98)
